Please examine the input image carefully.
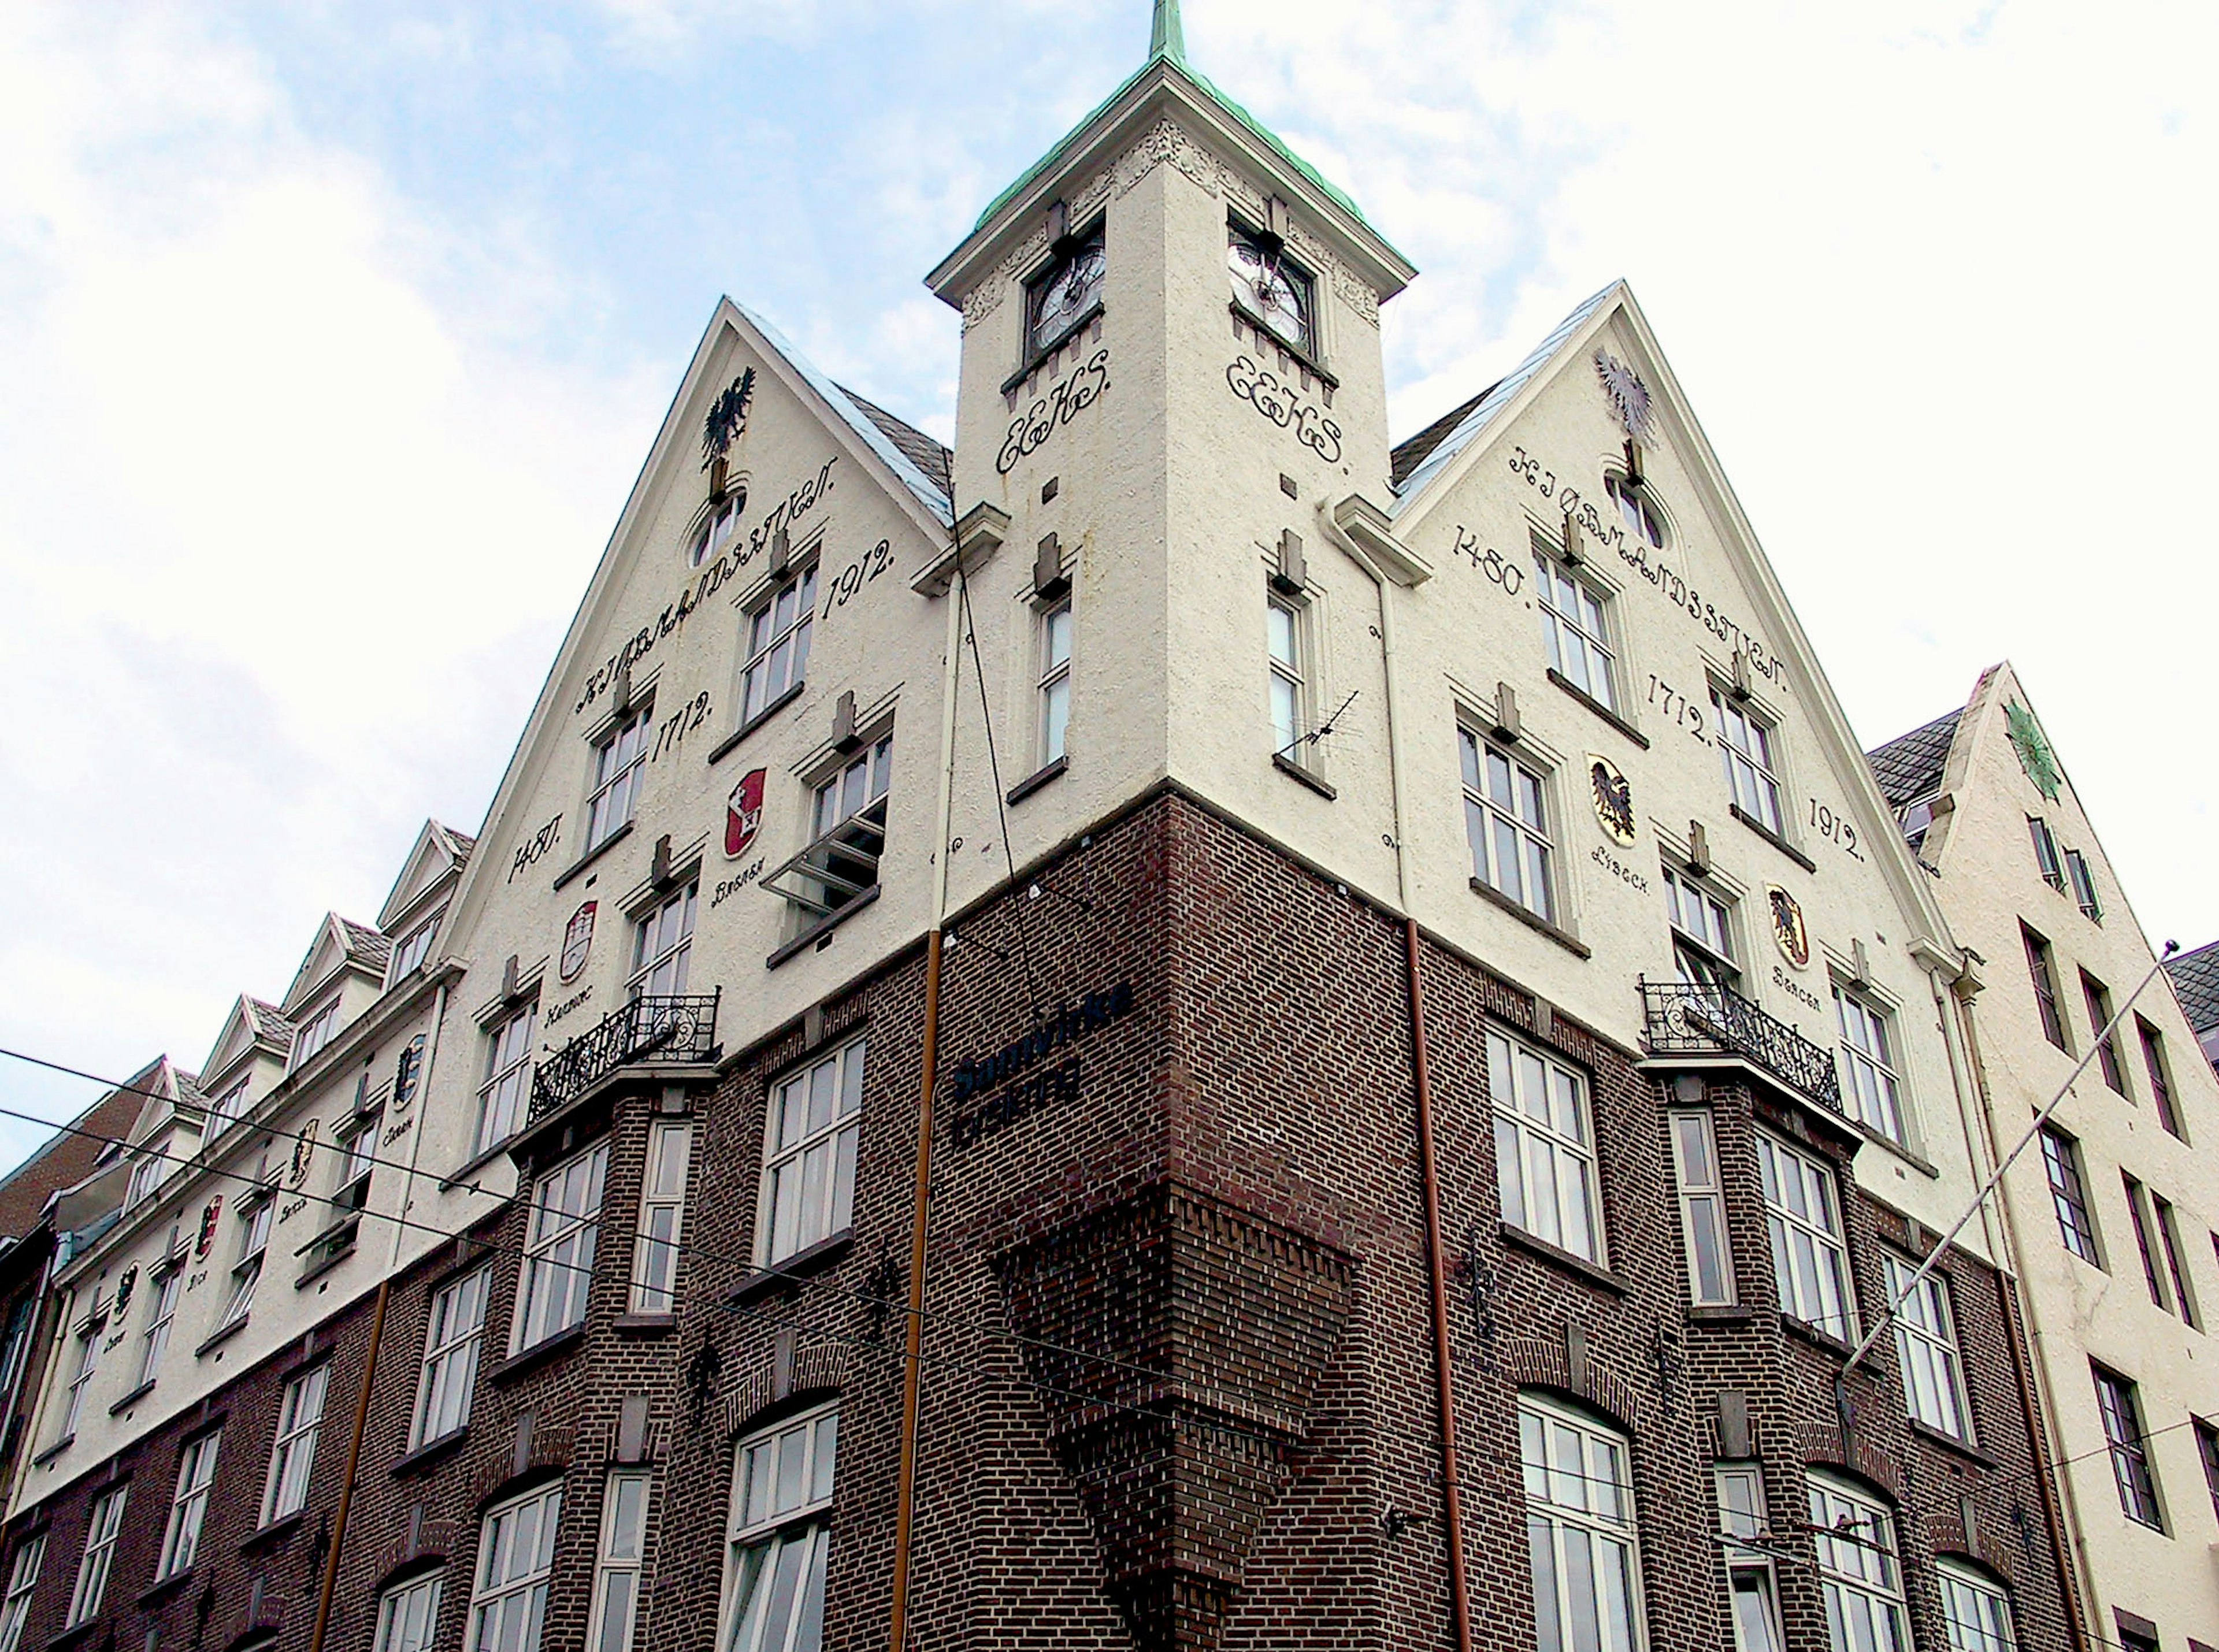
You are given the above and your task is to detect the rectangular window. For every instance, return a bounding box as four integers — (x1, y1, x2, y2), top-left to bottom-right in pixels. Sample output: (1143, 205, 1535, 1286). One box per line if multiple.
(2138, 1018, 2184, 1140)
(0, 1536, 43, 1652)
(2081, 971, 2125, 1093)
(157, 1430, 220, 1580)
(2064, 848, 2102, 919)
(1716, 1467, 1785, 1652)
(291, 997, 342, 1070)
(2023, 925, 2069, 1051)
(65, 1484, 125, 1628)
(631, 1121, 693, 1315)
(2039, 1127, 2102, 1264)
(2154, 1194, 2201, 1329)
(1883, 1256, 1973, 1441)
(1267, 596, 1305, 758)
(587, 1471, 652, 1652)
(1535, 548, 1617, 710)
(586, 706, 651, 852)
(467, 1484, 561, 1652)
(629, 883, 698, 1000)
(412, 1265, 491, 1448)
(1671, 1112, 1735, 1306)
(1938, 1561, 2018, 1652)
(1520, 1395, 1644, 1652)
(373, 1573, 444, 1652)
(477, 1003, 537, 1157)
(1664, 864, 1736, 989)
(332, 1116, 376, 1215)
(1037, 601, 1073, 765)
(261, 1363, 329, 1525)
(138, 1264, 183, 1389)
(206, 1077, 251, 1139)
(514, 1141, 609, 1352)
(55, 1322, 101, 1443)
(1490, 1031, 1601, 1264)
(387, 909, 444, 986)
(125, 1151, 167, 1210)
(1807, 1473, 1908, 1652)
(222, 1198, 274, 1327)
(771, 736, 893, 923)
(762, 1038, 864, 1267)
(1713, 691, 1784, 835)
(723, 1404, 837, 1652)
(2195, 1416, 2219, 1526)
(1461, 730, 1556, 922)
(741, 567, 817, 724)
(1757, 1133, 1855, 1341)
(1832, 985, 1905, 1143)
(2028, 816, 2065, 892)
(2123, 1172, 2172, 1311)
(2093, 1364, 2164, 1528)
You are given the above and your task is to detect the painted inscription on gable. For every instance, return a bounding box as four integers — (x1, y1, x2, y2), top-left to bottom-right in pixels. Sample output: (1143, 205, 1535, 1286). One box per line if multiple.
(1226, 355, 1341, 463)
(999, 350, 1110, 474)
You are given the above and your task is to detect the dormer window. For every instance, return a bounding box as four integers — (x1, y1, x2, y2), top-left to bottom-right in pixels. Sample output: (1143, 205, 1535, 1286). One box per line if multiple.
(206, 1076, 251, 1139)
(1026, 220, 1105, 358)
(385, 909, 443, 986)
(125, 1150, 168, 1210)
(1228, 222, 1314, 352)
(291, 997, 341, 1070)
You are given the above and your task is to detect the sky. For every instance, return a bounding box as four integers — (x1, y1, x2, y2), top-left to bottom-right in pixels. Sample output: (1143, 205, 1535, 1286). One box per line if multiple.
(1, 0, 2213, 1168)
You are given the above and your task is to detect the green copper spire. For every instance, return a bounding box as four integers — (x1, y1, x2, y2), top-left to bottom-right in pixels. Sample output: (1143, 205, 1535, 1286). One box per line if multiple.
(1149, 0, 1186, 64)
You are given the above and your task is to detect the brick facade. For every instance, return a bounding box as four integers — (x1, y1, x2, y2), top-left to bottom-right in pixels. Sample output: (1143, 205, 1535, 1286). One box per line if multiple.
(2, 792, 2073, 1651)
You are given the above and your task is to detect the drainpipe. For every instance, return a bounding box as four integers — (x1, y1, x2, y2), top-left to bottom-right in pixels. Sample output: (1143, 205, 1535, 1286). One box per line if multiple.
(307, 974, 450, 1652)
(887, 556, 966, 1652)
(1317, 504, 1474, 1652)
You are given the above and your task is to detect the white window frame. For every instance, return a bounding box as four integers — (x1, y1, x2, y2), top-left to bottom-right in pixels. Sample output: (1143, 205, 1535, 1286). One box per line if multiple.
(692, 491, 744, 570)
(760, 1037, 864, 1268)
(512, 1141, 610, 1353)
(740, 565, 818, 723)
(1037, 599, 1073, 766)
(138, 1262, 183, 1389)
(477, 1002, 538, 1157)
(1715, 1465, 1784, 1652)
(2063, 848, 2101, 919)
(222, 1197, 274, 1328)
(1488, 1030, 1602, 1264)
(1267, 594, 1308, 761)
(1756, 1133, 1856, 1342)
(585, 705, 651, 853)
(205, 1076, 252, 1139)
(1606, 472, 1665, 550)
(466, 1484, 562, 1652)
(157, 1428, 220, 1580)
(291, 996, 342, 1071)
(55, 1319, 102, 1444)
(587, 1470, 654, 1652)
(722, 1402, 838, 1652)
(1670, 1111, 1735, 1306)
(769, 736, 893, 924)
(631, 1120, 693, 1315)
(64, 1484, 125, 1628)
(0, 1535, 44, 1652)
(1535, 544, 1619, 711)
(332, 1114, 376, 1214)
(1461, 729, 1557, 923)
(1938, 1560, 2018, 1652)
(1665, 864, 1737, 989)
(1518, 1393, 1644, 1652)
(2028, 815, 2066, 892)
(1882, 1255, 1973, 1442)
(1832, 983, 1906, 1144)
(261, 1364, 329, 1526)
(125, 1150, 168, 1210)
(372, 1572, 444, 1652)
(628, 883, 698, 1001)
(387, 909, 444, 986)
(1806, 1473, 1909, 1652)
(411, 1265, 491, 1449)
(1712, 691, 1784, 836)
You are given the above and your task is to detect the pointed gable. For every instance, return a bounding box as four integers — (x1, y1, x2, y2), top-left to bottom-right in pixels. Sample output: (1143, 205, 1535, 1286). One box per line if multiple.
(281, 912, 385, 1015)
(378, 819, 473, 932)
(201, 994, 294, 1086)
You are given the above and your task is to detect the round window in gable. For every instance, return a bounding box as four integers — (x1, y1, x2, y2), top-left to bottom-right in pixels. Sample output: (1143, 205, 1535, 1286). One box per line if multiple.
(1605, 473, 1665, 551)
(691, 487, 748, 568)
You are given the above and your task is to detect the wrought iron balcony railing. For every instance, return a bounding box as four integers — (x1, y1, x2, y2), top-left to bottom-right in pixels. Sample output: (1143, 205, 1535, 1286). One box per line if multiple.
(1639, 978, 1842, 1115)
(530, 992, 719, 1124)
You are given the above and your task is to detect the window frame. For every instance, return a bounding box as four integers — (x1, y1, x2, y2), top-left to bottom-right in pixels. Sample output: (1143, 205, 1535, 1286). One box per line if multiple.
(1517, 1391, 1646, 1652)
(585, 704, 652, 854)
(138, 1261, 184, 1390)
(759, 1036, 866, 1268)
(0, 1535, 44, 1652)
(1805, 1471, 1909, 1652)
(630, 1119, 694, 1316)
(2122, 1171, 2172, 1312)
(387, 909, 444, 986)
(722, 1401, 839, 1652)
(2022, 925, 2069, 1052)
(1669, 1111, 1735, 1306)
(2028, 815, 2066, 893)
(2080, 970, 2126, 1094)
(290, 996, 342, 1071)
(1461, 728, 1557, 923)
(740, 563, 818, 726)
(64, 1483, 126, 1629)
(261, 1362, 329, 1527)
(1037, 598, 1073, 767)
(1936, 1560, 2018, 1652)
(1832, 982, 1906, 1144)
(1711, 690, 1785, 836)
(2092, 1363, 2164, 1529)
(1489, 1030, 1603, 1264)
(157, 1428, 221, 1580)
(411, 1264, 492, 1449)
(767, 735, 893, 926)
(1756, 1132, 1856, 1342)
(55, 1318, 102, 1445)
(1605, 472, 1665, 550)
(587, 1470, 654, 1652)
(2152, 1192, 2201, 1330)
(512, 1139, 610, 1354)
(372, 1572, 444, 1652)
(2194, 1415, 2219, 1528)
(2038, 1126, 2102, 1265)
(1715, 1465, 1784, 1652)
(1534, 541, 1620, 712)
(466, 1483, 562, 1652)
(1266, 592, 1309, 763)
(1664, 863, 1737, 990)
(222, 1196, 275, 1329)
(628, 882, 699, 1002)
(2063, 847, 2102, 919)
(476, 1001, 538, 1158)
(1882, 1254, 1974, 1442)
(2137, 1018, 2185, 1140)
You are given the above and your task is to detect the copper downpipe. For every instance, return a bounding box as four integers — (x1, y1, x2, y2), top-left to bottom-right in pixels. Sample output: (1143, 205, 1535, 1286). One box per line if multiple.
(305, 1277, 390, 1652)
(886, 925, 945, 1652)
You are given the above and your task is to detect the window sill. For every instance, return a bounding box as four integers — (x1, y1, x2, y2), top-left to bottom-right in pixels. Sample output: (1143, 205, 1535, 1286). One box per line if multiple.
(729, 1231, 855, 1307)
(440, 1138, 518, 1194)
(195, 1318, 248, 1358)
(1001, 300, 1105, 395)
(1005, 755, 1068, 806)
(1905, 1417, 1995, 1467)
(390, 1427, 470, 1478)
(47, 1619, 97, 1650)
(1686, 1304, 1757, 1326)
(1545, 670, 1650, 750)
(1227, 300, 1338, 390)
(241, 1511, 307, 1554)
(107, 1380, 156, 1416)
(707, 681, 806, 769)
(1498, 1223, 1628, 1295)
(485, 1322, 587, 1386)
(1728, 805, 1817, 874)
(1469, 878, 1592, 959)
(1849, 1123, 1940, 1179)
(612, 1312, 678, 1336)
(1778, 1313, 1854, 1360)
(31, 1435, 73, 1467)
(138, 1570, 194, 1609)
(551, 821, 633, 893)
(766, 886, 881, 970)
(1272, 753, 1337, 800)
(295, 1238, 358, 1289)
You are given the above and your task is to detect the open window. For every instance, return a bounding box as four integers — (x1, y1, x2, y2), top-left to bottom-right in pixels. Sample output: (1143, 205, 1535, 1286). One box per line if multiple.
(766, 734, 892, 929)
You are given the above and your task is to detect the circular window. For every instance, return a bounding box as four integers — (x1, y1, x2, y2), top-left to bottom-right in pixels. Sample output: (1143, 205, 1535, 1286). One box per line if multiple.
(691, 488, 747, 567)
(1605, 473, 1665, 551)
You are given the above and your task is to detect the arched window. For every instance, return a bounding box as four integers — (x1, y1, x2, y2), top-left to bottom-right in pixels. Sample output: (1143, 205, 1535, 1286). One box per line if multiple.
(1936, 1560, 2017, 1652)
(722, 1401, 838, 1652)
(1519, 1392, 1644, 1652)
(1605, 473, 1665, 550)
(1805, 1471, 1908, 1652)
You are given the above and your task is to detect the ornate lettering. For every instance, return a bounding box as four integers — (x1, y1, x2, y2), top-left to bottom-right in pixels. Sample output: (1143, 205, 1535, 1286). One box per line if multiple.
(1224, 355, 1342, 462)
(997, 350, 1111, 474)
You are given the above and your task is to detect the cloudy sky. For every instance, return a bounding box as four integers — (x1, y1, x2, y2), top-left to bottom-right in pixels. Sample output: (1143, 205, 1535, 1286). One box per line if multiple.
(2, 0, 2212, 1165)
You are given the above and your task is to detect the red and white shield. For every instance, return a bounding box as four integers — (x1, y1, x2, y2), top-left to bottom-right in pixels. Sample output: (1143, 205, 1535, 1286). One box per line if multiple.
(726, 768, 767, 858)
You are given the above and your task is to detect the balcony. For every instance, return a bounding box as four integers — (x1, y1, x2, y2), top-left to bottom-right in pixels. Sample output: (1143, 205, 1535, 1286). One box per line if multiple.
(1639, 978, 1842, 1116)
(529, 992, 719, 1124)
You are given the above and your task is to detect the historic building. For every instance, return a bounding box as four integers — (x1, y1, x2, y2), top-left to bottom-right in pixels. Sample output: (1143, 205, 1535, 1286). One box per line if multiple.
(1868, 669, 2219, 1652)
(0, 9, 2101, 1652)
(2159, 942, 2219, 1074)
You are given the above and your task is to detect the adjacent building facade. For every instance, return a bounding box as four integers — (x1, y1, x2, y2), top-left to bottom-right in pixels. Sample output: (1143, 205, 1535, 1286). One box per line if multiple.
(0, 12, 2158, 1652)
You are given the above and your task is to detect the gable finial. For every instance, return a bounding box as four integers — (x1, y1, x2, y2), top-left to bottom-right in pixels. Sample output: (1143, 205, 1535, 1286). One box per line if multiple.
(1149, 0, 1186, 65)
